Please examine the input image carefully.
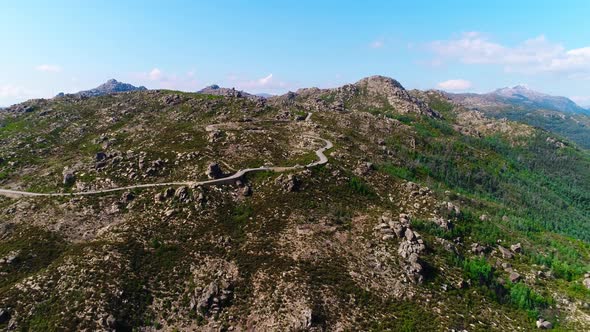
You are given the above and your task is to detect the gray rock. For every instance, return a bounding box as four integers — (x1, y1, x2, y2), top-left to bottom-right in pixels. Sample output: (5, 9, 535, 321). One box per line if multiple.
(498, 246, 514, 259)
(63, 169, 75, 185)
(174, 186, 190, 202)
(536, 318, 552, 329)
(510, 243, 522, 253)
(404, 228, 415, 242)
(509, 272, 521, 283)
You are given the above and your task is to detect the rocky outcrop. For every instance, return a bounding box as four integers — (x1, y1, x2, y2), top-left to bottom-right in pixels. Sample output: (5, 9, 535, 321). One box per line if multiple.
(188, 259, 238, 318)
(376, 213, 426, 283)
(354, 161, 374, 176)
(275, 174, 301, 192)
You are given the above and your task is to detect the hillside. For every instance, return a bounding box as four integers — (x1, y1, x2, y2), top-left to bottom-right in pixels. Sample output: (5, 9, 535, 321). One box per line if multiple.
(0, 76, 589, 331)
(449, 87, 590, 149)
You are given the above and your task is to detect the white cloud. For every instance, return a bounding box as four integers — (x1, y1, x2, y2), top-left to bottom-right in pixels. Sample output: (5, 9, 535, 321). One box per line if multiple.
(258, 74, 273, 85)
(148, 68, 162, 80)
(233, 73, 289, 91)
(134, 68, 200, 91)
(35, 64, 62, 73)
(436, 79, 473, 91)
(370, 40, 384, 49)
(429, 32, 590, 76)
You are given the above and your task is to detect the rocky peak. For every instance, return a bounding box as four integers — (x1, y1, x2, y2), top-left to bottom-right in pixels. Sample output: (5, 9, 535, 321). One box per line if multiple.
(59, 79, 147, 98)
(354, 75, 406, 93)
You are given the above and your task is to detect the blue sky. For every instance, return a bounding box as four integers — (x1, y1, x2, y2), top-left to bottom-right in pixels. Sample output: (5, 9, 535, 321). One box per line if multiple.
(1, 0, 590, 106)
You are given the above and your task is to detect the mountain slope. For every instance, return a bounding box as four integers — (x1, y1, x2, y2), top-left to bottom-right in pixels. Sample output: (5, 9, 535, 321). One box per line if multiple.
(449, 87, 590, 149)
(0, 77, 589, 330)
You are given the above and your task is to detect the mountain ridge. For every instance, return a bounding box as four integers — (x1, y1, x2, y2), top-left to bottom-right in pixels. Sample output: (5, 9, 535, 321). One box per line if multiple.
(0, 74, 589, 330)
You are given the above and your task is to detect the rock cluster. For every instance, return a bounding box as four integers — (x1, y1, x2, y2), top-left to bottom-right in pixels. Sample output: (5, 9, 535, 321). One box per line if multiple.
(376, 214, 426, 283)
(275, 174, 301, 192)
(354, 161, 374, 176)
(546, 137, 565, 148)
(189, 259, 238, 318)
(471, 243, 487, 255)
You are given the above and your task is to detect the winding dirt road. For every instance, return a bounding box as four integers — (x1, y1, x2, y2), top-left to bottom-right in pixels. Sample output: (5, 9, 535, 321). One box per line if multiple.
(0, 114, 332, 198)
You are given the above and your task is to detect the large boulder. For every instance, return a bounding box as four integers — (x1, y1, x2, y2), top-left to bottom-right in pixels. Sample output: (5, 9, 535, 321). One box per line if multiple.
(62, 168, 76, 185)
(206, 162, 224, 179)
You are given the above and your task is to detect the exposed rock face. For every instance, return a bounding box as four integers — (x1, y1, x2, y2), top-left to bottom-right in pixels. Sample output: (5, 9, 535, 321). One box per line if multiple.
(583, 273, 590, 290)
(206, 163, 224, 179)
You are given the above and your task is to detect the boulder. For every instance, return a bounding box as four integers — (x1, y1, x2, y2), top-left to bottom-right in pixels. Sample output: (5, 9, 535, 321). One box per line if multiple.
(95, 152, 107, 162)
(354, 161, 374, 176)
(536, 318, 552, 329)
(206, 162, 224, 179)
(471, 243, 486, 255)
(62, 169, 76, 185)
(510, 243, 522, 253)
(583, 277, 590, 290)
(0, 308, 10, 324)
(498, 246, 514, 259)
(121, 191, 135, 203)
(509, 272, 521, 283)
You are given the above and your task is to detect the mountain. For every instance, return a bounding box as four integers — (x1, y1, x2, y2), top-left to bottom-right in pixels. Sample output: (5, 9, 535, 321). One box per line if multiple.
(255, 93, 274, 98)
(0, 76, 589, 330)
(453, 85, 590, 115)
(449, 86, 590, 149)
(57, 79, 147, 98)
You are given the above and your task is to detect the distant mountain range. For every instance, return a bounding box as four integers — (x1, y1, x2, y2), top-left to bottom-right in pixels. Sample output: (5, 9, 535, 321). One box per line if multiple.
(448, 86, 590, 149)
(43, 79, 590, 150)
(450, 85, 590, 116)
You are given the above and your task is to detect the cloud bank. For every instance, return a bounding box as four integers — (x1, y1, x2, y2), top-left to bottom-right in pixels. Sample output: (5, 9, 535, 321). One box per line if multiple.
(436, 79, 472, 91)
(429, 32, 590, 76)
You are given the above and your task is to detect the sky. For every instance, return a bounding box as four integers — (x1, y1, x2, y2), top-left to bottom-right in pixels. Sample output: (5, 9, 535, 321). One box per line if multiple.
(1, 0, 590, 106)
